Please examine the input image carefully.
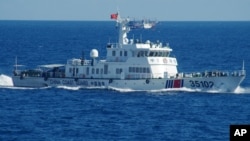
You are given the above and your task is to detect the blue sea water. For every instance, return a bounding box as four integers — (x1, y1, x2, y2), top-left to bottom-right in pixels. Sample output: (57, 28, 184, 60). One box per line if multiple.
(0, 21, 250, 140)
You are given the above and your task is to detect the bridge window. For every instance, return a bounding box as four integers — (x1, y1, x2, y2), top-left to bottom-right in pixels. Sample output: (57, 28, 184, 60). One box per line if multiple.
(163, 52, 169, 57)
(136, 67, 139, 73)
(149, 52, 154, 56)
(154, 52, 158, 57)
(148, 51, 169, 57)
(132, 67, 136, 72)
(116, 68, 122, 74)
(86, 67, 89, 75)
(159, 52, 163, 57)
(139, 68, 143, 73)
(147, 68, 150, 73)
(112, 51, 116, 56)
(124, 51, 127, 56)
(137, 51, 149, 57)
(104, 65, 108, 74)
(137, 52, 140, 57)
(129, 67, 151, 73)
(96, 68, 99, 74)
(162, 52, 167, 57)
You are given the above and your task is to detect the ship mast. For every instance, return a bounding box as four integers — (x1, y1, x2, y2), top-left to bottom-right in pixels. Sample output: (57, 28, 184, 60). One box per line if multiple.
(112, 12, 130, 47)
(242, 60, 245, 71)
(15, 56, 17, 71)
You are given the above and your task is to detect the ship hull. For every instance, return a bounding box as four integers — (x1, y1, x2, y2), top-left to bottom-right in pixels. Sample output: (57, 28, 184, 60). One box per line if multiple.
(12, 75, 245, 92)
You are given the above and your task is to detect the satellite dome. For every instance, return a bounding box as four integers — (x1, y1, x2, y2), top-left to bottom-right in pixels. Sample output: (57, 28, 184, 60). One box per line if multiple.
(90, 49, 99, 58)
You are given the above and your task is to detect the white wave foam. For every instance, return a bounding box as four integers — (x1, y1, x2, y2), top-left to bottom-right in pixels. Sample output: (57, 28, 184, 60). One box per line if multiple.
(0, 85, 50, 90)
(56, 86, 81, 91)
(234, 86, 250, 94)
(0, 74, 13, 87)
(56, 85, 109, 91)
(108, 86, 248, 94)
(149, 87, 199, 93)
(108, 86, 201, 93)
(1, 86, 39, 90)
(108, 86, 140, 92)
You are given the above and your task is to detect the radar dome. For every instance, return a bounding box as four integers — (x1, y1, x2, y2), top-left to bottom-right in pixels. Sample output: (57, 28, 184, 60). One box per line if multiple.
(90, 49, 99, 58)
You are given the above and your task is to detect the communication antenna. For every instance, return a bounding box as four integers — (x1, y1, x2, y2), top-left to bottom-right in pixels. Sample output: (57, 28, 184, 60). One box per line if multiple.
(15, 56, 17, 71)
(242, 60, 245, 70)
(81, 51, 85, 66)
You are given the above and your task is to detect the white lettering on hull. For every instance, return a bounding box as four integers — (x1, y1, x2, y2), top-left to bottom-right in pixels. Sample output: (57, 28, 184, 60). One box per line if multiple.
(48, 79, 105, 87)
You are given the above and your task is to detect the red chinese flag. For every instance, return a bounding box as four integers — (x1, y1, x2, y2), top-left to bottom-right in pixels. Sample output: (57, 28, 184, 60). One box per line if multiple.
(111, 13, 118, 19)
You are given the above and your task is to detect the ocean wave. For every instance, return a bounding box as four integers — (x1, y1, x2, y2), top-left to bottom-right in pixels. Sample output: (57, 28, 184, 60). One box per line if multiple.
(0, 74, 13, 87)
(108, 86, 201, 93)
(56, 86, 81, 91)
(108, 86, 250, 94)
(234, 86, 250, 94)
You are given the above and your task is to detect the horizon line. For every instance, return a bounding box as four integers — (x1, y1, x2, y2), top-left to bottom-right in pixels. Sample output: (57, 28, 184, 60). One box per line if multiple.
(0, 19, 250, 22)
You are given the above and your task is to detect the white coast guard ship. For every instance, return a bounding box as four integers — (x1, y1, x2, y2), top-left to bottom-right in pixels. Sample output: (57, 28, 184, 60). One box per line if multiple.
(12, 13, 246, 92)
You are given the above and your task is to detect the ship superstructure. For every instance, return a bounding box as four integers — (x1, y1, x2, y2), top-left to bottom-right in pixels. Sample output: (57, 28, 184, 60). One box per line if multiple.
(65, 14, 176, 80)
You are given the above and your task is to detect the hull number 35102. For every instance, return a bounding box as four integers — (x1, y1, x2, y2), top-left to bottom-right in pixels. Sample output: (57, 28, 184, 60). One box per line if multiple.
(189, 80, 214, 88)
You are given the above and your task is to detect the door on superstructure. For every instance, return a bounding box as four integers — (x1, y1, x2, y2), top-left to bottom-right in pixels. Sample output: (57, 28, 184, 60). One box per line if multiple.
(104, 64, 108, 75)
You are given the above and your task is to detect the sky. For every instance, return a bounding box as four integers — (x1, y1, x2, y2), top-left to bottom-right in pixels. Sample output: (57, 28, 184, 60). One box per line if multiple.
(0, 0, 250, 21)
